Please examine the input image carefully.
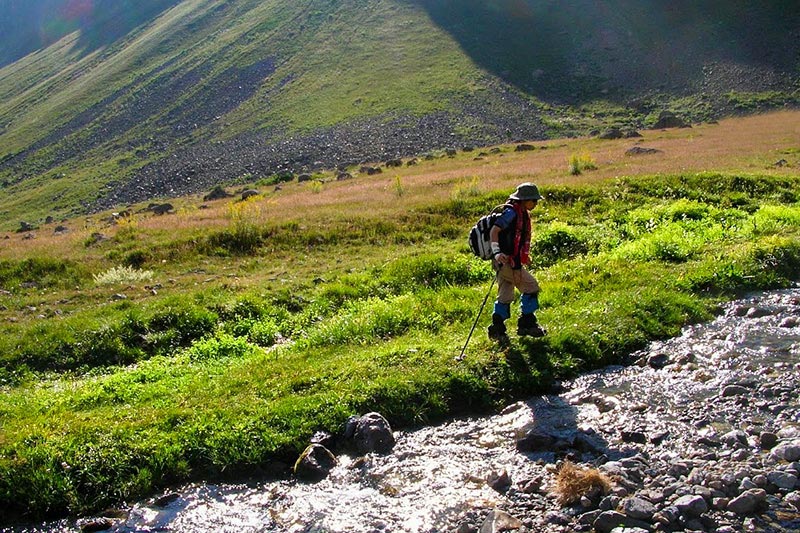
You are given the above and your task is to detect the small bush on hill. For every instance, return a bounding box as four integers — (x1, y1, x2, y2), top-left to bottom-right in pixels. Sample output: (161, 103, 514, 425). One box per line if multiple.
(93, 265, 153, 285)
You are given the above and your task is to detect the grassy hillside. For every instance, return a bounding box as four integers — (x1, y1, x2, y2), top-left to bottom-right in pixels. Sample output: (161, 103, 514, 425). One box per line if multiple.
(0, 0, 799, 230)
(0, 112, 799, 522)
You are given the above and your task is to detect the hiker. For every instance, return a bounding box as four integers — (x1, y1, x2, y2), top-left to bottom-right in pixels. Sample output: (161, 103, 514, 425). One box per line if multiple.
(487, 182, 545, 340)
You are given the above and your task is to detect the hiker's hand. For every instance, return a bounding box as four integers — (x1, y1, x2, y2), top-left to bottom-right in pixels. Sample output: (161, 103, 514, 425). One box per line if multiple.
(495, 252, 508, 265)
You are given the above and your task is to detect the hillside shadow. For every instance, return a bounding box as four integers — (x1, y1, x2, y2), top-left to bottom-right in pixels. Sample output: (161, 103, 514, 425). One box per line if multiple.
(0, 0, 182, 67)
(404, 0, 800, 103)
(71, 0, 183, 57)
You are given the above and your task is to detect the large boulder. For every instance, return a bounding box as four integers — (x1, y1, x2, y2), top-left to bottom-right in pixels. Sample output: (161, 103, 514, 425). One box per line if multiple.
(652, 111, 690, 129)
(149, 203, 174, 215)
(203, 185, 233, 201)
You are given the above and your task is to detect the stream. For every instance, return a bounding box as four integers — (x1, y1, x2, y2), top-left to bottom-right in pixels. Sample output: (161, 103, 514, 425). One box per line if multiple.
(5, 288, 800, 533)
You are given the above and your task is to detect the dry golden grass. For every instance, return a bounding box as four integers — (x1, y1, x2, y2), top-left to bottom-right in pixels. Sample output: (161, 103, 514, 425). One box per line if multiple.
(2, 110, 799, 262)
(552, 460, 613, 506)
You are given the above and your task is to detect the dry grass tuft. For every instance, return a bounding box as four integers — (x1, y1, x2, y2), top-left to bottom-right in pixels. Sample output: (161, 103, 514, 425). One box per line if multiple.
(552, 461, 613, 506)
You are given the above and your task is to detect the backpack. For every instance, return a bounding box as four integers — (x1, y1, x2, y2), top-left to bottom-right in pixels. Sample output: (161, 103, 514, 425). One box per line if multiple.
(468, 204, 510, 260)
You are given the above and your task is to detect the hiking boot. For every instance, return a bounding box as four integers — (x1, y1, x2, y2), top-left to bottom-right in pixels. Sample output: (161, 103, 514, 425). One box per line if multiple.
(517, 313, 546, 337)
(487, 313, 508, 341)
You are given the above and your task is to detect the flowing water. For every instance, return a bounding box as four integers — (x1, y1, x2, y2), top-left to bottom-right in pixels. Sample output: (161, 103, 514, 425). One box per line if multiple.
(7, 288, 800, 533)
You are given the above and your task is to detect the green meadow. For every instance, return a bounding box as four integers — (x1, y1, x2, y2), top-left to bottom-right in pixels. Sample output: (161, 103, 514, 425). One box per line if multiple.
(1, 160, 799, 522)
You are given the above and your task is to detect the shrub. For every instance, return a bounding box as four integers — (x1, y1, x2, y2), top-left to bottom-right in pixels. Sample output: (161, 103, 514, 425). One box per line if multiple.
(93, 265, 153, 285)
(205, 201, 265, 255)
(394, 175, 405, 197)
(568, 151, 597, 175)
(552, 461, 612, 505)
(248, 319, 281, 347)
(450, 176, 482, 201)
(184, 333, 255, 362)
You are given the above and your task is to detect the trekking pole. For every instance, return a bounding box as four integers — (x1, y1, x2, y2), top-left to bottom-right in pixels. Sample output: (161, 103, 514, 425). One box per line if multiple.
(457, 276, 496, 361)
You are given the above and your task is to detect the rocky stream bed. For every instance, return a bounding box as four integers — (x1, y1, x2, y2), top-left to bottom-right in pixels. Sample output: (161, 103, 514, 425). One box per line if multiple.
(5, 288, 800, 533)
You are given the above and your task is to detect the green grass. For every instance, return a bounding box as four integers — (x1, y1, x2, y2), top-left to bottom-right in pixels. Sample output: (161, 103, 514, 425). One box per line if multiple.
(1, 172, 799, 522)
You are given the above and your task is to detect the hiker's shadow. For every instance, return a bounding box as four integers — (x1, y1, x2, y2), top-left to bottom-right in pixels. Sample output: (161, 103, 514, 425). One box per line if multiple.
(508, 339, 630, 465)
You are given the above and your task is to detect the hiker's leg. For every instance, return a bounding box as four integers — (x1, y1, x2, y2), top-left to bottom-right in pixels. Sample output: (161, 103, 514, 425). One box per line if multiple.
(515, 270, 545, 336)
(489, 265, 514, 339)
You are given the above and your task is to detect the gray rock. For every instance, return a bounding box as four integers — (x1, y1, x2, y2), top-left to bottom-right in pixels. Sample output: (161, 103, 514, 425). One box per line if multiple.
(347, 412, 395, 454)
(652, 111, 690, 129)
(626, 146, 662, 156)
(203, 185, 232, 201)
(486, 469, 511, 493)
(620, 430, 647, 444)
(721, 385, 750, 397)
(779, 316, 799, 327)
(149, 202, 174, 215)
(673, 494, 708, 517)
(652, 505, 680, 526)
(592, 511, 651, 533)
(240, 189, 260, 200)
(647, 351, 672, 368)
(727, 488, 766, 515)
(620, 496, 657, 520)
(599, 495, 621, 511)
(720, 430, 749, 448)
(785, 490, 800, 510)
(78, 518, 114, 532)
(745, 306, 771, 318)
(515, 428, 556, 452)
(772, 440, 800, 462)
(740, 477, 758, 491)
(767, 470, 797, 490)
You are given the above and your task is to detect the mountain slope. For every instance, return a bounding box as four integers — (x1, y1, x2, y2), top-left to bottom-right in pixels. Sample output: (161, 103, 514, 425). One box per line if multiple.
(0, 0, 798, 229)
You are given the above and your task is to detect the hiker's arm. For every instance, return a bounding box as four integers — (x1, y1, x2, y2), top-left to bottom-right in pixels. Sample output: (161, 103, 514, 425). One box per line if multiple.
(489, 225, 508, 264)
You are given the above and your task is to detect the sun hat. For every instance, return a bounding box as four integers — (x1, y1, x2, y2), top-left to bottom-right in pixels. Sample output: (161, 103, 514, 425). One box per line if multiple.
(508, 182, 543, 201)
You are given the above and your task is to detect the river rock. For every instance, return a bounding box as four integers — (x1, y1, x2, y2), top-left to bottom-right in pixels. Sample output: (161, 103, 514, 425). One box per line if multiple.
(760, 431, 779, 449)
(785, 491, 800, 510)
(673, 494, 708, 517)
(727, 488, 766, 515)
(346, 412, 396, 454)
(592, 511, 651, 533)
(779, 316, 799, 327)
(478, 509, 521, 533)
(77, 518, 113, 532)
(293, 443, 336, 481)
(620, 496, 657, 520)
(721, 384, 750, 397)
(515, 427, 556, 452)
(772, 440, 800, 461)
(486, 469, 511, 493)
(720, 429, 748, 448)
(767, 470, 797, 490)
